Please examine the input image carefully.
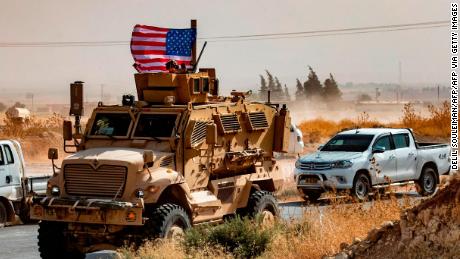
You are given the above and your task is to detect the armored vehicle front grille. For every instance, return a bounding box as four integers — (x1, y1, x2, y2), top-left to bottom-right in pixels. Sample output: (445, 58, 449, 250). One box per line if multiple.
(247, 112, 269, 131)
(214, 114, 241, 134)
(190, 121, 208, 146)
(64, 164, 127, 198)
(298, 162, 332, 170)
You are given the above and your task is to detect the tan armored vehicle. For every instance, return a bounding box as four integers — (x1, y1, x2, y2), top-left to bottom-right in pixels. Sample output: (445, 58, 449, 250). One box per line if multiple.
(31, 33, 291, 259)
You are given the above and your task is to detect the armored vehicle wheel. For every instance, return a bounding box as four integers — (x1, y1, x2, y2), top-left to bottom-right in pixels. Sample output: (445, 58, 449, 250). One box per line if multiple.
(0, 202, 7, 225)
(145, 203, 191, 240)
(416, 167, 438, 196)
(38, 221, 85, 259)
(244, 190, 279, 223)
(302, 190, 322, 203)
(352, 173, 371, 202)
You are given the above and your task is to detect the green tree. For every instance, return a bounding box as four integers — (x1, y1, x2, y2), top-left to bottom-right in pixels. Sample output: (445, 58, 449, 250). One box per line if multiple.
(303, 66, 323, 99)
(323, 73, 342, 101)
(259, 74, 268, 93)
(284, 84, 291, 100)
(295, 78, 304, 100)
(265, 70, 276, 91)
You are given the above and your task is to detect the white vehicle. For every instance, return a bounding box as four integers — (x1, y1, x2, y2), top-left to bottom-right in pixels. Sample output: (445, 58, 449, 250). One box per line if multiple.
(0, 140, 49, 225)
(295, 128, 450, 202)
(288, 124, 304, 155)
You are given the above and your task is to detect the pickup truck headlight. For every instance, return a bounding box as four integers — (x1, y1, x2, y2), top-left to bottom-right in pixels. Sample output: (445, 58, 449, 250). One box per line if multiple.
(295, 160, 301, 169)
(332, 160, 353, 169)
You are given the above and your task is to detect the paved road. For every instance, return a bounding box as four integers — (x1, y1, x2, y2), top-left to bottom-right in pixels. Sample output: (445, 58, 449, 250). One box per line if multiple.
(0, 192, 421, 259)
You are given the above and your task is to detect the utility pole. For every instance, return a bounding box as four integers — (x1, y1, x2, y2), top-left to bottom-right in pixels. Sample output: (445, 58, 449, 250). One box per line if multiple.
(398, 61, 402, 103)
(100, 84, 104, 102)
(437, 85, 440, 102)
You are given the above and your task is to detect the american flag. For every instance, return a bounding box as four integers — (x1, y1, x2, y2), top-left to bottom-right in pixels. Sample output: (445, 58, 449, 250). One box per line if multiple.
(130, 24, 196, 73)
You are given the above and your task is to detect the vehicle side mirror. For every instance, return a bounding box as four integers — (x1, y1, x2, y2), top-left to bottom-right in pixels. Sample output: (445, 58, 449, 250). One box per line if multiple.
(318, 144, 324, 150)
(372, 146, 385, 153)
(206, 123, 217, 145)
(63, 120, 73, 141)
(48, 148, 59, 160)
(143, 150, 154, 165)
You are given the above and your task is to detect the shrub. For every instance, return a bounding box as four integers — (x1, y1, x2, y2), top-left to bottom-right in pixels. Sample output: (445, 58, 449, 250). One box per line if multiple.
(183, 216, 273, 258)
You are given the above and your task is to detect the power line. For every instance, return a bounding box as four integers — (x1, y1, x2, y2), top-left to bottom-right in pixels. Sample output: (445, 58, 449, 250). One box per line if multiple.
(0, 20, 449, 47)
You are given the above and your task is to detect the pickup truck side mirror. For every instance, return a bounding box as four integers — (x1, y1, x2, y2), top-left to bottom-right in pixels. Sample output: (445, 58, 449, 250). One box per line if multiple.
(372, 146, 385, 154)
(317, 144, 324, 150)
(206, 123, 217, 146)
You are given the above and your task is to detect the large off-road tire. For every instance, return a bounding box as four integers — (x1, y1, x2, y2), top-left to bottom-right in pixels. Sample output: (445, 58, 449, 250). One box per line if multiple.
(416, 167, 438, 196)
(144, 203, 191, 240)
(0, 202, 7, 226)
(18, 202, 37, 224)
(38, 221, 85, 259)
(352, 172, 371, 202)
(301, 190, 322, 203)
(244, 190, 280, 224)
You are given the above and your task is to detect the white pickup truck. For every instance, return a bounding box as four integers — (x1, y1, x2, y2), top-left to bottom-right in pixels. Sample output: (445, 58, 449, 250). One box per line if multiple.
(295, 128, 450, 202)
(0, 140, 49, 225)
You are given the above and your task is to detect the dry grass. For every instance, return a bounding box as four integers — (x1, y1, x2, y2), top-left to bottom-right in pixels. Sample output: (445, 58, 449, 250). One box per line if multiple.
(264, 197, 407, 259)
(298, 101, 450, 143)
(120, 197, 406, 259)
(0, 113, 65, 162)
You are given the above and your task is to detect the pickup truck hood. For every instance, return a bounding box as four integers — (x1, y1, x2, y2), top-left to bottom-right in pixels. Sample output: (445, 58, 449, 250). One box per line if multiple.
(299, 151, 363, 163)
(65, 147, 171, 171)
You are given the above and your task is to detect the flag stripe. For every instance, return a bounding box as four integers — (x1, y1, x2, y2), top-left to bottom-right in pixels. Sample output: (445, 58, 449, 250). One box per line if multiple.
(134, 25, 169, 32)
(136, 58, 191, 64)
(131, 36, 166, 43)
(131, 45, 166, 51)
(132, 32, 167, 38)
(133, 54, 192, 61)
(131, 41, 166, 47)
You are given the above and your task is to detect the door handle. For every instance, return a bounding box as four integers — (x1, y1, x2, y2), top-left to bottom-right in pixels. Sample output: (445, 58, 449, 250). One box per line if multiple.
(389, 155, 396, 160)
(408, 152, 415, 156)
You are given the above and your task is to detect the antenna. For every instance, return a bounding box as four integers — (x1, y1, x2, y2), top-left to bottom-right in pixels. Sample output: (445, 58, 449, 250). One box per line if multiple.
(192, 41, 207, 72)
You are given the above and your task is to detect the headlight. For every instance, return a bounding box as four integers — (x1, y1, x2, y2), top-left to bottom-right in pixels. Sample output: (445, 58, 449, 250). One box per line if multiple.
(332, 160, 353, 169)
(51, 186, 60, 196)
(295, 160, 301, 169)
(135, 189, 144, 198)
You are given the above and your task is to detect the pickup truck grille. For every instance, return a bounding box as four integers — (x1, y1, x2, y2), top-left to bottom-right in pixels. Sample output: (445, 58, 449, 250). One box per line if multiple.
(64, 164, 127, 198)
(298, 162, 332, 170)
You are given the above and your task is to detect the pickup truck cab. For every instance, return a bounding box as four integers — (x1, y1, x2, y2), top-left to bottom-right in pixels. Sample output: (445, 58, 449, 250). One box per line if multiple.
(0, 140, 48, 225)
(295, 128, 450, 202)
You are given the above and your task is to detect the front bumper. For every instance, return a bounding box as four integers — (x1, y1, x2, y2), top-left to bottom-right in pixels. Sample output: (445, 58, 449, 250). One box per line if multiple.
(294, 168, 355, 191)
(30, 197, 144, 226)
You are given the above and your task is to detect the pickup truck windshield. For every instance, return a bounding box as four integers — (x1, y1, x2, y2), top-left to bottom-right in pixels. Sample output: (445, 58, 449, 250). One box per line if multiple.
(134, 114, 178, 138)
(90, 113, 132, 136)
(321, 134, 374, 152)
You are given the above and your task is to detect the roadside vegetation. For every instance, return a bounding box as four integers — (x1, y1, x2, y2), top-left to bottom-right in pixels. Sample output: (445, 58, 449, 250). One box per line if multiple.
(120, 196, 405, 259)
(298, 101, 450, 144)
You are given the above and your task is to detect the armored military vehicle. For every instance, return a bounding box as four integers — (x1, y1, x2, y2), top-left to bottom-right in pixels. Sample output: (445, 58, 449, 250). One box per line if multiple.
(31, 23, 292, 258)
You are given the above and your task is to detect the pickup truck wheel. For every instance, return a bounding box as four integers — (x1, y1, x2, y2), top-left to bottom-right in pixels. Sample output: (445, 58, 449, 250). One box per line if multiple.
(38, 221, 85, 259)
(0, 202, 7, 225)
(416, 167, 438, 196)
(245, 190, 280, 223)
(352, 173, 371, 202)
(144, 203, 191, 241)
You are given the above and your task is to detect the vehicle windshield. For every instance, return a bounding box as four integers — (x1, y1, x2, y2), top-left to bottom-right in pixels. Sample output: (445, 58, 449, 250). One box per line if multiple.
(90, 113, 132, 137)
(134, 113, 178, 138)
(321, 134, 374, 152)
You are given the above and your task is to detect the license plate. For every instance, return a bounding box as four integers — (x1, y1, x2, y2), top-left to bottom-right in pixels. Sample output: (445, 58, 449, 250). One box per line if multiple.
(299, 177, 318, 184)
